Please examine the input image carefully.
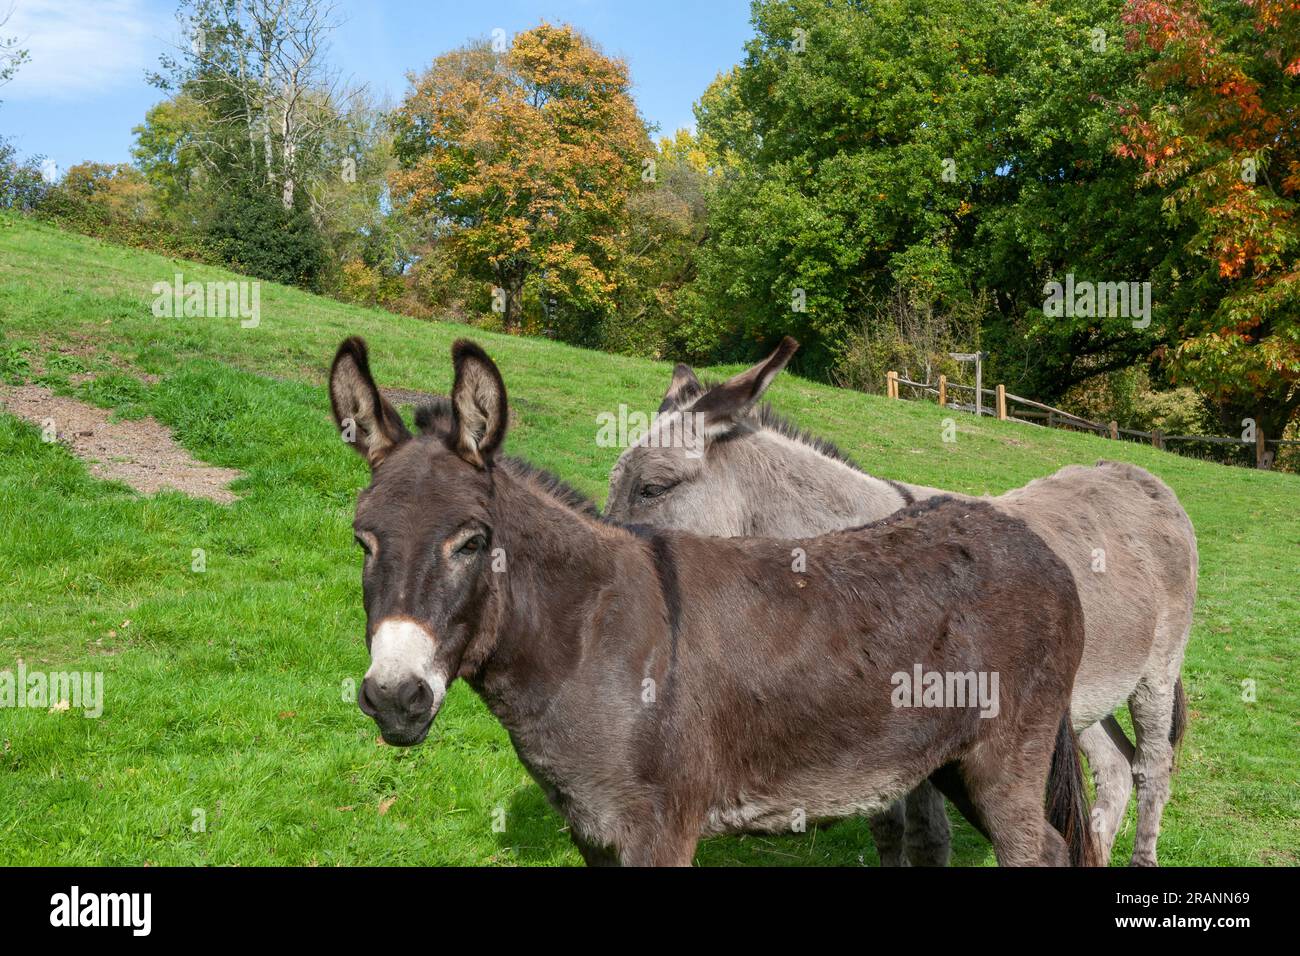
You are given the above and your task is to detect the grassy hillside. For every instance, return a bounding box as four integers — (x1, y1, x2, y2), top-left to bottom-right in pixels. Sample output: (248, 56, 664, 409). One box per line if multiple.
(0, 215, 1295, 865)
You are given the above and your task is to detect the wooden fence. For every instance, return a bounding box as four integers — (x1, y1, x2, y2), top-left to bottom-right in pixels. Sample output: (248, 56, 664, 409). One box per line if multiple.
(885, 371, 1297, 471)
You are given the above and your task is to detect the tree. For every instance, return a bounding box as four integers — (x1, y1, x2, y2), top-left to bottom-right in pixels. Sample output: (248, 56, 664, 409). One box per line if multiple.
(604, 130, 714, 357)
(131, 94, 209, 211)
(149, 0, 361, 211)
(390, 23, 649, 333)
(1115, 0, 1300, 439)
(0, 139, 48, 212)
(690, 0, 1168, 389)
(137, 2, 381, 289)
(316, 96, 425, 305)
(202, 183, 328, 287)
(40, 162, 156, 227)
(0, 5, 27, 93)
(0, 6, 41, 212)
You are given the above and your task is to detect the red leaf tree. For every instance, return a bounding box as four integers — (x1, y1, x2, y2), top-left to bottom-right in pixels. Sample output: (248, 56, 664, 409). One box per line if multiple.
(1116, 0, 1300, 441)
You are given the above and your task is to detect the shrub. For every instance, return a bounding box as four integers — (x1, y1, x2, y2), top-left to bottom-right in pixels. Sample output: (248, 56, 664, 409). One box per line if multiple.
(1065, 368, 1212, 436)
(0, 139, 50, 212)
(833, 288, 981, 396)
(200, 187, 329, 290)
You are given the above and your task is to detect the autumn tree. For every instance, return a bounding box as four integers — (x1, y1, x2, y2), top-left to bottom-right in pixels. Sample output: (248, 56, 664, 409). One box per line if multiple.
(390, 23, 649, 333)
(1116, 0, 1300, 440)
(42, 163, 156, 225)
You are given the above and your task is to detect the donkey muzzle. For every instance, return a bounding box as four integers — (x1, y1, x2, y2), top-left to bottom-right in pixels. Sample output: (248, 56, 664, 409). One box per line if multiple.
(359, 618, 447, 745)
(358, 675, 438, 745)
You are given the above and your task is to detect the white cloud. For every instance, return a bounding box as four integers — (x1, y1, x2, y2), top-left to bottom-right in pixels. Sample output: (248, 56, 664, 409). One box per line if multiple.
(2, 0, 156, 100)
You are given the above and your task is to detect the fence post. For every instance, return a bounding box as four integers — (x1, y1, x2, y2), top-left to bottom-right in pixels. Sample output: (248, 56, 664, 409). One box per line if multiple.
(1109, 420, 1119, 441)
(886, 371, 898, 400)
(1256, 426, 1269, 469)
(996, 384, 1007, 420)
(1151, 428, 1164, 450)
(938, 374, 946, 408)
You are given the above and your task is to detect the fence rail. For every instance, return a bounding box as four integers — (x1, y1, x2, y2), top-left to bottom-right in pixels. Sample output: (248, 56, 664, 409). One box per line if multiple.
(886, 371, 1295, 470)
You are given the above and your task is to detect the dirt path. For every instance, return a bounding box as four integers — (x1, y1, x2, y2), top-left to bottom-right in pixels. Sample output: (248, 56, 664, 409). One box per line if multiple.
(0, 385, 242, 503)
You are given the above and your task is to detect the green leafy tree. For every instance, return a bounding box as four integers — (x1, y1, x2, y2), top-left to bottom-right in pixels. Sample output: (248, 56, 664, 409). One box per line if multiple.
(131, 95, 209, 211)
(202, 183, 328, 288)
(603, 130, 714, 357)
(0, 140, 48, 212)
(692, 0, 1168, 393)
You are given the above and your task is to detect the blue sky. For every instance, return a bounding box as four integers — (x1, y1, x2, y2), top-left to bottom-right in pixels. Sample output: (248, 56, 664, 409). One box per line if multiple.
(0, 0, 756, 176)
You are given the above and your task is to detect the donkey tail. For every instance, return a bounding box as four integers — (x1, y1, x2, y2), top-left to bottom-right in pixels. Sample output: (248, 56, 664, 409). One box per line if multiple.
(1170, 677, 1188, 751)
(1046, 714, 1099, 867)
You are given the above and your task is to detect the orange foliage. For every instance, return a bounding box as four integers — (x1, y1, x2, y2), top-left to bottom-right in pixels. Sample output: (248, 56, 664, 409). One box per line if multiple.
(1115, 0, 1300, 425)
(390, 23, 650, 331)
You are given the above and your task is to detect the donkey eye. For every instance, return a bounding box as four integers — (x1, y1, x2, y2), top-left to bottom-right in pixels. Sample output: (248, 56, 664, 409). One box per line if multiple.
(457, 534, 487, 555)
(640, 483, 673, 499)
(354, 534, 373, 556)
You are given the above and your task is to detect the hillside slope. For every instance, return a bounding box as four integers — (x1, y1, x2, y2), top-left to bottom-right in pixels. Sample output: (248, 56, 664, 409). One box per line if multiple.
(1, 215, 1295, 865)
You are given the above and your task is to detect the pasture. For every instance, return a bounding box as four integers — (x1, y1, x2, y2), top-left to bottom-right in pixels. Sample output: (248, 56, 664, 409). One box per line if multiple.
(0, 215, 1295, 865)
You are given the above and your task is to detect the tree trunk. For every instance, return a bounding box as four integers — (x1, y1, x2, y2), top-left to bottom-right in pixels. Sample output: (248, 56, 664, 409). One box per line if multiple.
(503, 274, 526, 332)
(280, 103, 296, 210)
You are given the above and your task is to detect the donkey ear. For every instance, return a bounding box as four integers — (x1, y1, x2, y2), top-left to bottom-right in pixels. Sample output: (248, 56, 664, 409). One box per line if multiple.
(658, 363, 702, 413)
(330, 337, 412, 468)
(690, 337, 798, 430)
(450, 339, 508, 468)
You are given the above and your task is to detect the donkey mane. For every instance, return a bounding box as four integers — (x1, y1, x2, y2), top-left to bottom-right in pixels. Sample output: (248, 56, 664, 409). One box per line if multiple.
(752, 402, 865, 473)
(686, 377, 866, 475)
(501, 456, 601, 518)
(414, 397, 600, 518)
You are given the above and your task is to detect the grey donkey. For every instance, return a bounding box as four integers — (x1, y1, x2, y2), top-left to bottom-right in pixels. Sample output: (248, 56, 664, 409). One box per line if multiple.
(605, 338, 1197, 867)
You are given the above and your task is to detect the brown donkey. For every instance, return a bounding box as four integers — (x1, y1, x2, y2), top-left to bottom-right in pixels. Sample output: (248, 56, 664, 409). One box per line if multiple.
(329, 336, 1096, 866)
(606, 339, 1197, 867)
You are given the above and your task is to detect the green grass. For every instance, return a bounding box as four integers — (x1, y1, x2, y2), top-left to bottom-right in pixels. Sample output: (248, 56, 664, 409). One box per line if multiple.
(0, 214, 1296, 866)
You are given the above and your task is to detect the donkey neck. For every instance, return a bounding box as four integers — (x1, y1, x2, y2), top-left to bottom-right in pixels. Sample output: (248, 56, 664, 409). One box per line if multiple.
(466, 466, 644, 729)
(745, 427, 912, 534)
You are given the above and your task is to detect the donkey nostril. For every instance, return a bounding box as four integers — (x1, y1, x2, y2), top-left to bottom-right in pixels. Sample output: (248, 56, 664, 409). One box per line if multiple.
(357, 677, 381, 717)
(397, 676, 434, 718)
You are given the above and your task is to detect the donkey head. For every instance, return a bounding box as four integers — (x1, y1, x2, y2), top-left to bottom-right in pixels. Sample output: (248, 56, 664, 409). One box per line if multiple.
(605, 338, 798, 534)
(330, 337, 508, 746)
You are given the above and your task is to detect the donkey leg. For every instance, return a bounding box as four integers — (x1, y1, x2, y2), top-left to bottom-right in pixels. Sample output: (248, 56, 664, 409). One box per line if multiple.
(867, 799, 909, 866)
(571, 834, 621, 867)
(959, 718, 1070, 867)
(932, 760, 1043, 865)
(1128, 677, 1177, 866)
(928, 764, 1067, 866)
(903, 780, 951, 866)
(626, 835, 698, 867)
(1078, 718, 1134, 863)
(617, 817, 701, 867)
(969, 779, 1047, 867)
